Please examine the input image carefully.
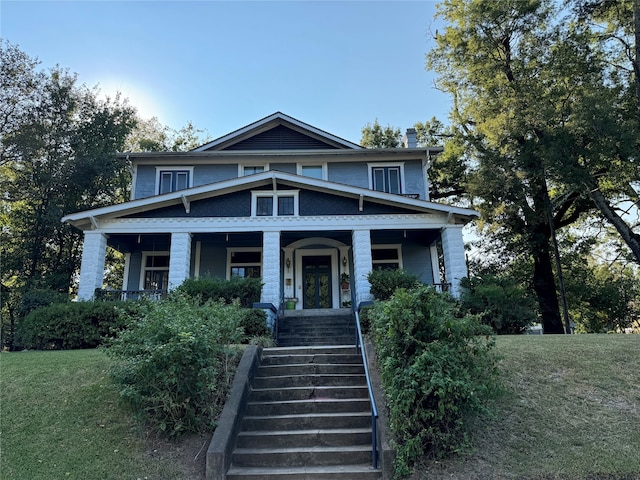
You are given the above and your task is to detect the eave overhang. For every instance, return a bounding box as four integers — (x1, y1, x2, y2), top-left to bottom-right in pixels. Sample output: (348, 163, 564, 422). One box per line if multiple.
(62, 170, 478, 231)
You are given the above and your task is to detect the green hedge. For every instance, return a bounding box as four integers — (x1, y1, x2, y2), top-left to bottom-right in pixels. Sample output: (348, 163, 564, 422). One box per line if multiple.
(367, 269, 421, 301)
(176, 276, 262, 308)
(16, 301, 140, 350)
(107, 294, 243, 436)
(369, 285, 499, 475)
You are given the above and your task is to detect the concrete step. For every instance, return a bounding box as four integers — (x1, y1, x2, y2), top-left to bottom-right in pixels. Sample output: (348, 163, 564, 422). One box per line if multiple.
(263, 346, 358, 356)
(261, 354, 361, 366)
(242, 411, 372, 431)
(250, 385, 369, 402)
(253, 373, 366, 389)
(257, 363, 364, 376)
(226, 464, 381, 480)
(277, 336, 355, 347)
(245, 398, 371, 416)
(232, 445, 373, 468)
(236, 427, 372, 448)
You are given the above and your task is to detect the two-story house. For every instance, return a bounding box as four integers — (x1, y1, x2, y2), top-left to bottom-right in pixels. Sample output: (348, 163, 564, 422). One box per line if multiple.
(63, 112, 478, 309)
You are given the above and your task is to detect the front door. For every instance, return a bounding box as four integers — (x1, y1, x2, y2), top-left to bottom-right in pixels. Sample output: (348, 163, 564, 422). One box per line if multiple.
(303, 256, 332, 309)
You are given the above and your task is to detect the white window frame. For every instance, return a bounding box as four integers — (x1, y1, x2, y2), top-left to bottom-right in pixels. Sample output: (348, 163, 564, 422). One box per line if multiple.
(251, 190, 300, 217)
(155, 166, 194, 195)
(239, 164, 269, 177)
(226, 247, 263, 280)
(371, 244, 403, 269)
(296, 163, 327, 180)
(139, 251, 171, 290)
(367, 162, 405, 194)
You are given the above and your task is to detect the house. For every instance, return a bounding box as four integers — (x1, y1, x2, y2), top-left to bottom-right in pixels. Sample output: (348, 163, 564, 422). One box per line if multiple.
(62, 112, 478, 310)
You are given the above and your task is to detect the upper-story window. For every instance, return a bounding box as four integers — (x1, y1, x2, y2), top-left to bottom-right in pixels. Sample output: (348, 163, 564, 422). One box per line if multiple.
(156, 167, 193, 194)
(297, 164, 326, 180)
(251, 190, 299, 217)
(368, 163, 404, 194)
(241, 165, 268, 176)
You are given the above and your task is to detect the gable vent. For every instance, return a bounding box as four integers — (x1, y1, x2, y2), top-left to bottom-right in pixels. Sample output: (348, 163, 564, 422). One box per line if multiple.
(224, 125, 338, 150)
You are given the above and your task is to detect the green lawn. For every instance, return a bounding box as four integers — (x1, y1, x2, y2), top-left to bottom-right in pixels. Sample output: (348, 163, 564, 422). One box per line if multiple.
(418, 334, 640, 480)
(0, 349, 192, 480)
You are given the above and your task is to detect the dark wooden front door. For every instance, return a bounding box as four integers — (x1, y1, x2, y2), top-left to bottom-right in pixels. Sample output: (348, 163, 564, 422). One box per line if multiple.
(303, 256, 332, 309)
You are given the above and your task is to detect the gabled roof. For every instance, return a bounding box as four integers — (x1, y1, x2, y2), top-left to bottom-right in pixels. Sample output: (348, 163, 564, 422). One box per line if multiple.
(62, 171, 478, 231)
(192, 112, 362, 151)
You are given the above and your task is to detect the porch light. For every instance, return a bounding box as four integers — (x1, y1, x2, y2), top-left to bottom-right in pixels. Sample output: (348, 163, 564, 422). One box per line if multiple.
(342, 256, 347, 267)
(286, 258, 291, 270)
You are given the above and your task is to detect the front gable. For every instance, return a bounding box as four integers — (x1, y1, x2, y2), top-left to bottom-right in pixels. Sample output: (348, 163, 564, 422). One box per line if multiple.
(193, 112, 362, 151)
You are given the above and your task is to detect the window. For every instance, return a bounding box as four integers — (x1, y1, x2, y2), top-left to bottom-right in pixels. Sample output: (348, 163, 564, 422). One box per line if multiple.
(142, 253, 170, 290)
(368, 163, 404, 194)
(241, 165, 267, 176)
(372, 245, 402, 270)
(251, 191, 299, 217)
(156, 168, 192, 194)
(228, 249, 262, 279)
(298, 164, 325, 180)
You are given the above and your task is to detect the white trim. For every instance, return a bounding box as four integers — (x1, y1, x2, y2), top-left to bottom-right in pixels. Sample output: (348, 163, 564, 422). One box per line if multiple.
(225, 247, 263, 280)
(155, 166, 194, 195)
(372, 243, 403, 269)
(238, 163, 270, 177)
(251, 190, 300, 217)
(130, 164, 138, 201)
(294, 248, 340, 310)
(430, 243, 441, 284)
(367, 162, 405, 194)
(139, 251, 170, 290)
(122, 253, 131, 290)
(296, 163, 327, 180)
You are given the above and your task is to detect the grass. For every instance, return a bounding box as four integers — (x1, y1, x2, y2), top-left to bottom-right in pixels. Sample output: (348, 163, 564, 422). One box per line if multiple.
(0, 349, 196, 480)
(2, 336, 640, 480)
(417, 334, 640, 480)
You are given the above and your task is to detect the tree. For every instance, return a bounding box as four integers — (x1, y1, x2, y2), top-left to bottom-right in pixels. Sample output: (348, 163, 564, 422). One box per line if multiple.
(125, 117, 211, 152)
(360, 119, 402, 148)
(0, 41, 137, 295)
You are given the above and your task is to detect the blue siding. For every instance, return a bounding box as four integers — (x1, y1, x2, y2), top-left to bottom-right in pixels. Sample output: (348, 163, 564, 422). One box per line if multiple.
(195, 164, 238, 186)
(270, 163, 296, 174)
(402, 243, 434, 284)
(197, 242, 228, 278)
(403, 160, 426, 200)
(328, 162, 369, 189)
(127, 252, 143, 289)
(134, 165, 157, 199)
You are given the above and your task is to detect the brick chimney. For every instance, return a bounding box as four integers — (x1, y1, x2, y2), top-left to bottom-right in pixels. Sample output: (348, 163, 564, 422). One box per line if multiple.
(403, 128, 417, 148)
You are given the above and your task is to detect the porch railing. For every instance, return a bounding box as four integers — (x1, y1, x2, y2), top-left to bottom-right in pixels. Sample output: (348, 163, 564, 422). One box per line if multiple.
(94, 289, 167, 301)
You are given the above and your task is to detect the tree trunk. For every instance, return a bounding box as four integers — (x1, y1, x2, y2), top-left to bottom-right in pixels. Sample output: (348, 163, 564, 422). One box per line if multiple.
(589, 188, 640, 264)
(530, 231, 565, 334)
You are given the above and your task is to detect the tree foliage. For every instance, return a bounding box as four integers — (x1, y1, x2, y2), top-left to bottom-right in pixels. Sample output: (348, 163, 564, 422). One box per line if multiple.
(425, 0, 640, 332)
(360, 119, 402, 148)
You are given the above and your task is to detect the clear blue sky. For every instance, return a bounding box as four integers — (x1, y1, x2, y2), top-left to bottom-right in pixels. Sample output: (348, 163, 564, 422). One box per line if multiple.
(1, 1, 451, 144)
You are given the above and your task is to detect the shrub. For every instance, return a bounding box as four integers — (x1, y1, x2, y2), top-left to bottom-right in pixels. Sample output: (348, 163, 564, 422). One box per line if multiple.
(367, 269, 421, 301)
(16, 301, 139, 350)
(459, 275, 538, 334)
(239, 308, 269, 341)
(16, 288, 69, 318)
(370, 285, 498, 476)
(176, 276, 262, 308)
(107, 294, 244, 437)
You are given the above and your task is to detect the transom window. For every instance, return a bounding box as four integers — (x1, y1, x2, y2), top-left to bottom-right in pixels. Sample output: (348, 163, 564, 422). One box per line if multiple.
(371, 245, 402, 270)
(156, 168, 193, 194)
(228, 249, 262, 279)
(251, 190, 299, 217)
(368, 163, 404, 194)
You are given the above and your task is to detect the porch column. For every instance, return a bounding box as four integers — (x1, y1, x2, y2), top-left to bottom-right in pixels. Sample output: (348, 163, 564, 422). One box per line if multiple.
(352, 229, 373, 306)
(77, 231, 108, 300)
(441, 225, 467, 298)
(262, 231, 281, 306)
(168, 232, 192, 291)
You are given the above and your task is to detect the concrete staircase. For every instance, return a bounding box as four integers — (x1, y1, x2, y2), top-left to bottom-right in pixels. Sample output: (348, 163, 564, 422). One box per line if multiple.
(276, 309, 356, 347)
(225, 343, 381, 480)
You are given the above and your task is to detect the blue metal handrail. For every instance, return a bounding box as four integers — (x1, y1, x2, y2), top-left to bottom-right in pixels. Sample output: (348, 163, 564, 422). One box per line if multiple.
(354, 305, 379, 470)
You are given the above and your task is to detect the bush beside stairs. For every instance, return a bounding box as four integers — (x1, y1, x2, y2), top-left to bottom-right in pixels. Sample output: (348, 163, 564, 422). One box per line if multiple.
(220, 309, 382, 480)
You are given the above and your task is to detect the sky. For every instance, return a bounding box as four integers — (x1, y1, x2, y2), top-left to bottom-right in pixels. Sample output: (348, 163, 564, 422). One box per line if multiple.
(1, 0, 451, 145)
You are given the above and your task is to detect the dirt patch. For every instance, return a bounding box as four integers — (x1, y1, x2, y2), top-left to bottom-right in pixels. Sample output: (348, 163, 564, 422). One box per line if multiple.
(144, 432, 210, 479)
